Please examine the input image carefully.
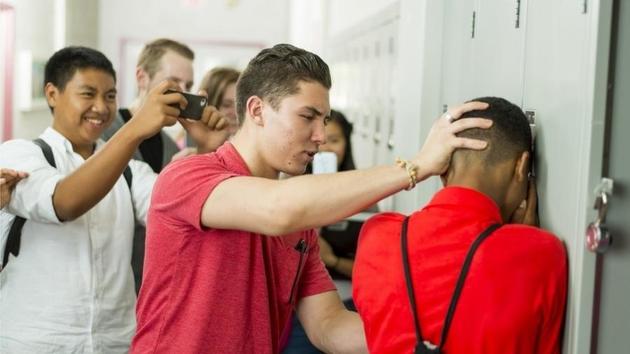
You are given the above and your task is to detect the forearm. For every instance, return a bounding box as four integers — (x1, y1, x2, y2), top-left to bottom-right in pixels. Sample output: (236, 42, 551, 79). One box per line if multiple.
(52, 126, 142, 220)
(329, 257, 354, 278)
(203, 162, 428, 235)
(277, 163, 427, 234)
(317, 310, 367, 354)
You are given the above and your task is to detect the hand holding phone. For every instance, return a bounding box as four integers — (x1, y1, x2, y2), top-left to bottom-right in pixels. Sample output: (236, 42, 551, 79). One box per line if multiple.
(164, 90, 207, 120)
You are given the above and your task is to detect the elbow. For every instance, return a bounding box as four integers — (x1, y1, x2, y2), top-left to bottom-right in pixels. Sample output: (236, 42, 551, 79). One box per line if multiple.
(52, 199, 85, 222)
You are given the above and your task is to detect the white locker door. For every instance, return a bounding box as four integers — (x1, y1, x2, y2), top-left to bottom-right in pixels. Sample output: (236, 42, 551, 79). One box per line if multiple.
(439, 0, 476, 108)
(521, 1, 612, 353)
(470, 0, 527, 103)
(357, 37, 377, 169)
(376, 19, 398, 211)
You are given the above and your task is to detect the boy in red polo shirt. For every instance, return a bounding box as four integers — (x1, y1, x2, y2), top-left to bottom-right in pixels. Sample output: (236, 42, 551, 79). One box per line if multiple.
(131, 44, 496, 354)
(354, 97, 567, 354)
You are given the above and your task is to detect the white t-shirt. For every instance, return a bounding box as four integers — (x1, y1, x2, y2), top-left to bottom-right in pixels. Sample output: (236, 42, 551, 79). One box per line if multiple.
(0, 127, 156, 353)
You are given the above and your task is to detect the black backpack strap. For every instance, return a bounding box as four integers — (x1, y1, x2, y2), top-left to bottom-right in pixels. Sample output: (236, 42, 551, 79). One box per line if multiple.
(401, 217, 440, 354)
(2, 139, 56, 271)
(2, 217, 26, 269)
(123, 166, 133, 191)
(438, 223, 501, 348)
(33, 138, 56, 168)
(401, 217, 501, 353)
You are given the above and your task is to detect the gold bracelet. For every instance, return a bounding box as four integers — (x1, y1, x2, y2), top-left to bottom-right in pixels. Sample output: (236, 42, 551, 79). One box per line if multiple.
(395, 157, 418, 191)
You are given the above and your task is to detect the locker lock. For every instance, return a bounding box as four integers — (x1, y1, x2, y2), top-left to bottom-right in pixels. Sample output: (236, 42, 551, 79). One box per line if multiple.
(585, 178, 614, 253)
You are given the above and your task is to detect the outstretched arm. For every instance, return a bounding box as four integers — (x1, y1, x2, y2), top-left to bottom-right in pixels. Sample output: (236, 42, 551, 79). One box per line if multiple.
(52, 81, 183, 221)
(201, 101, 491, 235)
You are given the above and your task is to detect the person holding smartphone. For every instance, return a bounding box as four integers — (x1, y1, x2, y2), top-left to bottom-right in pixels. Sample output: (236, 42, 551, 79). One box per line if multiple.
(0, 46, 226, 354)
(101, 38, 229, 292)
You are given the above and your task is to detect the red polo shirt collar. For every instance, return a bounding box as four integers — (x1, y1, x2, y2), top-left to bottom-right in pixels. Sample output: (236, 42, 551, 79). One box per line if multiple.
(420, 186, 504, 224)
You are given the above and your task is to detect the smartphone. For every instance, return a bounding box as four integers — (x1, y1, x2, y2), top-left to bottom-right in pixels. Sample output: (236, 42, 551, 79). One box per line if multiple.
(165, 90, 207, 120)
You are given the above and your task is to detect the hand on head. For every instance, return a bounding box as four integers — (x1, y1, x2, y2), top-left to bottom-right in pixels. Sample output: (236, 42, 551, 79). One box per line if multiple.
(412, 101, 493, 177)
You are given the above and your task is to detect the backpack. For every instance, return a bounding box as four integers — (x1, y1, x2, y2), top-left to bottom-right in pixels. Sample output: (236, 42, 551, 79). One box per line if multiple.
(1, 138, 132, 271)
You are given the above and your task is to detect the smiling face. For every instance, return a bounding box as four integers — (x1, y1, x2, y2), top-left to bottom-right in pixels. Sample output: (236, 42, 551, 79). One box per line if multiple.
(47, 68, 117, 155)
(258, 80, 330, 176)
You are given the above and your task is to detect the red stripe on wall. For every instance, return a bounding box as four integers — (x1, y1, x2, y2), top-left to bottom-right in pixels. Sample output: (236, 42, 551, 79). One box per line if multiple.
(1, 3, 15, 141)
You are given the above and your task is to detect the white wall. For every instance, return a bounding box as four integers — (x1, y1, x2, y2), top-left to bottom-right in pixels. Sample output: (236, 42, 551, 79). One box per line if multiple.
(98, 0, 290, 105)
(6, 0, 99, 141)
(327, 0, 399, 38)
(11, 0, 58, 140)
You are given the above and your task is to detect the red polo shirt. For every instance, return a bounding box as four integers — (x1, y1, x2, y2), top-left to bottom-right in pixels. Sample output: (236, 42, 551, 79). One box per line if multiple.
(353, 186, 567, 354)
(131, 143, 335, 354)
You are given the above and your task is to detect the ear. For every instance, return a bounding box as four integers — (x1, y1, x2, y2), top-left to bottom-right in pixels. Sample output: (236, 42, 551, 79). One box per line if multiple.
(136, 67, 150, 92)
(246, 96, 265, 127)
(44, 82, 59, 109)
(514, 151, 530, 183)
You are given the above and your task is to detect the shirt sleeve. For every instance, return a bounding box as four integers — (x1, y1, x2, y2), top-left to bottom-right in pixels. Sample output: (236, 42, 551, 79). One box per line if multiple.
(0, 139, 63, 224)
(150, 154, 239, 231)
(297, 229, 336, 300)
(128, 159, 157, 226)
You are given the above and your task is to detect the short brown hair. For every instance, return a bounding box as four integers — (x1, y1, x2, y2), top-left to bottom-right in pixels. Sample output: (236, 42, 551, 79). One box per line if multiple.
(137, 38, 194, 79)
(236, 44, 331, 124)
(199, 67, 240, 108)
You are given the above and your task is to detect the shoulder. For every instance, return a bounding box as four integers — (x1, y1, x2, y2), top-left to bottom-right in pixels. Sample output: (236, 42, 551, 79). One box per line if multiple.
(0, 139, 51, 168)
(153, 152, 239, 199)
(128, 159, 157, 178)
(492, 224, 567, 269)
(161, 152, 228, 178)
(363, 212, 406, 234)
(500, 225, 565, 251)
(357, 212, 406, 248)
(0, 138, 39, 153)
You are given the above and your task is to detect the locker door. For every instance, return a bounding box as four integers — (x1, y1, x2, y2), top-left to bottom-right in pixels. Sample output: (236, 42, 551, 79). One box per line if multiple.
(376, 19, 398, 211)
(439, 0, 476, 108)
(593, 1, 630, 352)
(356, 36, 377, 169)
(470, 0, 527, 103)
(521, 1, 613, 353)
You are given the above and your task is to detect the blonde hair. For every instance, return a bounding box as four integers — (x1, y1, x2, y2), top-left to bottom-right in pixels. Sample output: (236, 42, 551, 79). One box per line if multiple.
(137, 38, 194, 78)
